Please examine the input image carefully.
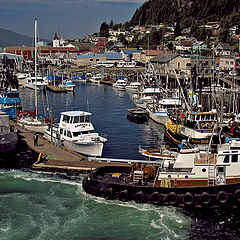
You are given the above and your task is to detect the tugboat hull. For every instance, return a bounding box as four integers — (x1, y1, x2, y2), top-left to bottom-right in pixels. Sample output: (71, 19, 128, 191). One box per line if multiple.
(83, 165, 240, 208)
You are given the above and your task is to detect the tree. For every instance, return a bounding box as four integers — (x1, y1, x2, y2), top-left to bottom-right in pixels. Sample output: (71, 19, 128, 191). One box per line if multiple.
(174, 21, 181, 37)
(99, 22, 109, 37)
(218, 28, 230, 43)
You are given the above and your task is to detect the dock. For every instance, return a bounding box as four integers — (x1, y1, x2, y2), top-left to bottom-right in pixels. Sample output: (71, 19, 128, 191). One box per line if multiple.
(11, 121, 131, 174)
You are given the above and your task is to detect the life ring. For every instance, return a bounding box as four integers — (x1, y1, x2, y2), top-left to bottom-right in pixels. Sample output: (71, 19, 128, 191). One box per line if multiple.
(199, 192, 211, 205)
(183, 192, 194, 205)
(234, 189, 240, 202)
(167, 192, 178, 205)
(216, 191, 228, 204)
(149, 192, 162, 205)
(103, 188, 114, 200)
(118, 190, 129, 202)
(134, 191, 145, 204)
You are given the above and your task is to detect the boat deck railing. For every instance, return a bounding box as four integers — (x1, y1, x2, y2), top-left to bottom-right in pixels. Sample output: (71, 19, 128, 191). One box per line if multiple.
(88, 157, 162, 165)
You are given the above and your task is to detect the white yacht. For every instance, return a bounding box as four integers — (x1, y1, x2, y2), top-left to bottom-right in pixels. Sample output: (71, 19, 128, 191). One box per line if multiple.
(24, 73, 48, 91)
(44, 111, 108, 156)
(113, 79, 127, 90)
(88, 74, 102, 84)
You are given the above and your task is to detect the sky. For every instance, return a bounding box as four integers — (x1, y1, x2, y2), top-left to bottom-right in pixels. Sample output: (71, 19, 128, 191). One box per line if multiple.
(0, 0, 145, 41)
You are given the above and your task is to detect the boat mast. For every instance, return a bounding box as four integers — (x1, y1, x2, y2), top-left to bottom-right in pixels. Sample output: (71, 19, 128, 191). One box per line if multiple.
(34, 18, 38, 120)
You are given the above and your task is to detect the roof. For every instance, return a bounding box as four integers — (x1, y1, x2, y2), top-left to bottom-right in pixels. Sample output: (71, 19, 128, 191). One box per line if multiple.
(76, 52, 123, 60)
(121, 50, 141, 54)
(105, 52, 122, 60)
(150, 53, 179, 63)
(76, 53, 105, 59)
(60, 111, 91, 116)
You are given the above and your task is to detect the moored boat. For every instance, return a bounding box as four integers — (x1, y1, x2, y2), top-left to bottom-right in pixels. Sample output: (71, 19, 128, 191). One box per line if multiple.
(0, 111, 18, 153)
(83, 138, 240, 208)
(44, 110, 108, 156)
(127, 108, 148, 123)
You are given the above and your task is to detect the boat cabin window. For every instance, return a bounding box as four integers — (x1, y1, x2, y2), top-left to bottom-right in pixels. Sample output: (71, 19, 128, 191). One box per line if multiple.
(85, 115, 90, 122)
(82, 131, 90, 135)
(196, 115, 200, 120)
(60, 129, 63, 134)
(223, 155, 229, 163)
(80, 116, 85, 122)
(73, 116, 80, 123)
(63, 115, 70, 123)
(232, 155, 238, 163)
(72, 132, 80, 137)
(67, 131, 72, 138)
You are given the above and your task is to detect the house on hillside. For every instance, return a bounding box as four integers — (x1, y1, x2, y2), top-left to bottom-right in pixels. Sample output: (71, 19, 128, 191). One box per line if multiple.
(192, 41, 208, 53)
(215, 43, 231, 56)
(218, 56, 235, 72)
(175, 40, 193, 53)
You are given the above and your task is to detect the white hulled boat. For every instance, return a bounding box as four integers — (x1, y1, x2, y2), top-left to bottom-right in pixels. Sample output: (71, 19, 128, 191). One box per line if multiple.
(147, 98, 182, 125)
(44, 111, 108, 156)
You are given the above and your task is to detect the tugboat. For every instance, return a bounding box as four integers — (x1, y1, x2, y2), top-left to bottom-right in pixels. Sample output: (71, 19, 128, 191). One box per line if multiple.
(83, 138, 240, 208)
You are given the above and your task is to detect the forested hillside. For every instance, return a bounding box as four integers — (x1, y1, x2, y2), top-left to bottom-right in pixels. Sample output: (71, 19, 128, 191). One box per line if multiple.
(130, 0, 240, 28)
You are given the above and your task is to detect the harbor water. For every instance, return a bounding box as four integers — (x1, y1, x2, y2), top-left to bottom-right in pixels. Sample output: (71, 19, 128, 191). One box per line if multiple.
(1, 83, 240, 239)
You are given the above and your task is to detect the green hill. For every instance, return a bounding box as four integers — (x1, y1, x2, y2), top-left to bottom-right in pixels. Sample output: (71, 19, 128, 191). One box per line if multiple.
(0, 27, 49, 48)
(130, 0, 240, 28)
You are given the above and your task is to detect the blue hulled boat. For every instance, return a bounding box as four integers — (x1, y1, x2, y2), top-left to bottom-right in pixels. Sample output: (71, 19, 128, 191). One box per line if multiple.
(0, 88, 22, 119)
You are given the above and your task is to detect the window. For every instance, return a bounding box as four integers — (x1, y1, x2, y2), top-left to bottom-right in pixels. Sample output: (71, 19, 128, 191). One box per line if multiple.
(232, 155, 238, 162)
(63, 115, 70, 123)
(223, 155, 229, 163)
(72, 132, 80, 137)
(60, 129, 63, 134)
(85, 115, 90, 122)
(67, 131, 72, 138)
(90, 59, 93, 62)
(80, 116, 85, 122)
(73, 116, 79, 123)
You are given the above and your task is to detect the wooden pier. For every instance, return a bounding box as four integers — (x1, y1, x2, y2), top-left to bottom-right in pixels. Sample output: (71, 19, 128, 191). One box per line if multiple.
(11, 121, 130, 174)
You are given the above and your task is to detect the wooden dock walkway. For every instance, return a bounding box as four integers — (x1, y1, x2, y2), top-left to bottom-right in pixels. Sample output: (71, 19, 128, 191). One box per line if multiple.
(11, 121, 130, 173)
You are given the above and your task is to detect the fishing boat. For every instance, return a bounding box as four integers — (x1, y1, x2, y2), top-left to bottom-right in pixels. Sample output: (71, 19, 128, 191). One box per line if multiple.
(0, 111, 18, 153)
(44, 111, 108, 156)
(165, 110, 219, 148)
(0, 88, 21, 119)
(146, 98, 182, 125)
(17, 19, 48, 133)
(59, 79, 76, 92)
(126, 108, 148, 123)
(83, 138, 240, 208)
(132, 87, 161, 109)
(125, 82, 141, 93)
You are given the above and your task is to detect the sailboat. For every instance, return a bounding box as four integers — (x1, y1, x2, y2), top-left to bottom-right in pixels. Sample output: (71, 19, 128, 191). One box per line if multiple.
(17, 19, 48, 133)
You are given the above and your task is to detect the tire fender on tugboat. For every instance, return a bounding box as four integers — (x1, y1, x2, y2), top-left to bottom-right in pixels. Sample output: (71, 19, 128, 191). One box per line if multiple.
(149, 192, 162, 205)
(234, 189, 240, 202)
(134, 191, 145, 204)
(199, 192, 211, 205)
(167, 192, 178, 205)
(183, 192, 194, 205)
(118, 190, 129, 202)
(216, 191, 228, 204)
(103, 188, 114, 200)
